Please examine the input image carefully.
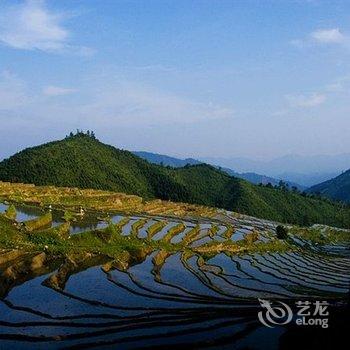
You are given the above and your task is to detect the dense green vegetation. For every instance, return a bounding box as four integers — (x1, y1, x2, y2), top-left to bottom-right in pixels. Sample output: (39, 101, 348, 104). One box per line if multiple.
(308, 169, 350, 203)
(0, 132, 188, 201)
(0, 132, 350, 227)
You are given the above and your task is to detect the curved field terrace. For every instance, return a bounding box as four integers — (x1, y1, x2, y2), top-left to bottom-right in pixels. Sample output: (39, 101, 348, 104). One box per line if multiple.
(0, 182, 349, 349)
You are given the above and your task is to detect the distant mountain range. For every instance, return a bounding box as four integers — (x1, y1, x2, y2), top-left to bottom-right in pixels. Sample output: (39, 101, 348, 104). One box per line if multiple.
(200, 154, 350, 187)
(134, 151, 305, 190)
(133, 151, 202, 168)
(0, 132, 349, 227)
(308, 169, 350, 203)
(275, 172, 339, 188)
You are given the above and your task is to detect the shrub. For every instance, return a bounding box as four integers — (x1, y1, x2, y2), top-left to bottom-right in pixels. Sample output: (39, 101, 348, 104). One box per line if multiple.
(276, 225, 288, 239)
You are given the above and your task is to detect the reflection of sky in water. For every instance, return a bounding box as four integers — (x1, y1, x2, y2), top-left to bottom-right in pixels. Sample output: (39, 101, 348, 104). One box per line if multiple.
(120, 216, 151, 236)
(0, 202, 44, 221)
(121, 219, 136, 236)
(69, 214, 125, 235)
(69, 221, 108, 234)
(152, 222, 179, 241)
(191, 236, 212, 247)
(0, 202, 111, 234)
(2, 245, 347, 349)
(231, 229, 246, 241)
(17, 212, 38, 221)
(1, 202, 348, 350)
(170, 226, 192, 244)
(138, 219, 157, 238)
(0, 203, 8, 212)
(216, 225, 227, 236)
(110, 215, 123, 224)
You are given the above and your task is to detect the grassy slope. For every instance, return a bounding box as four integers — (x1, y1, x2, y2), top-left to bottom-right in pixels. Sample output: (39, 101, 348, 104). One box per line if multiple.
(0, 134, 349, 227)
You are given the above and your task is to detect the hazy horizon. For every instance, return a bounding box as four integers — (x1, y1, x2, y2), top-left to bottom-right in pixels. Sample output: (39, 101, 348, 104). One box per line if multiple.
(1, 1, 350, 160)
(1, 131, 350, 177)
(1, 131, 350, 164)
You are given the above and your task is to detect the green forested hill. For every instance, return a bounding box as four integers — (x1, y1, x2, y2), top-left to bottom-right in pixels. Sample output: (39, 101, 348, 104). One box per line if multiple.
(0, 133, 349, 227)
(308, 169, 350, 203)
(0, 133, 189, 201)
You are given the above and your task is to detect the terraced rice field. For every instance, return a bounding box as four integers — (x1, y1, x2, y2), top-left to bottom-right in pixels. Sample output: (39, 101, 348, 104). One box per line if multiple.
(0, 183, 349, 349)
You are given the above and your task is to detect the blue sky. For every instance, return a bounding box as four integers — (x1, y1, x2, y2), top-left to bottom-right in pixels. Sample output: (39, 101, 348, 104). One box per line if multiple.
(0, 0, 350, 160)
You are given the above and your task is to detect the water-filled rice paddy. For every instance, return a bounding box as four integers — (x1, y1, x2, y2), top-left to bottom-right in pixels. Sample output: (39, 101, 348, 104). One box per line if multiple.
(0, 202, 349, 349)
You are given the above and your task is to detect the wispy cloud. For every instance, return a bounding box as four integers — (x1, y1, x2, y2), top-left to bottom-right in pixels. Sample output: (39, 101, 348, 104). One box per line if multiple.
(0, 0, 92, 55)
(310, 28, 345, 44)
(0, 71, 234, 133)
(286, 92, 326, 108)
(277, 74, 350, 116)
(0, 0, 67, 51)
(43, 85, 76, 96)
(291, 27, 348, 48)
(76, 82, 234, 126)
